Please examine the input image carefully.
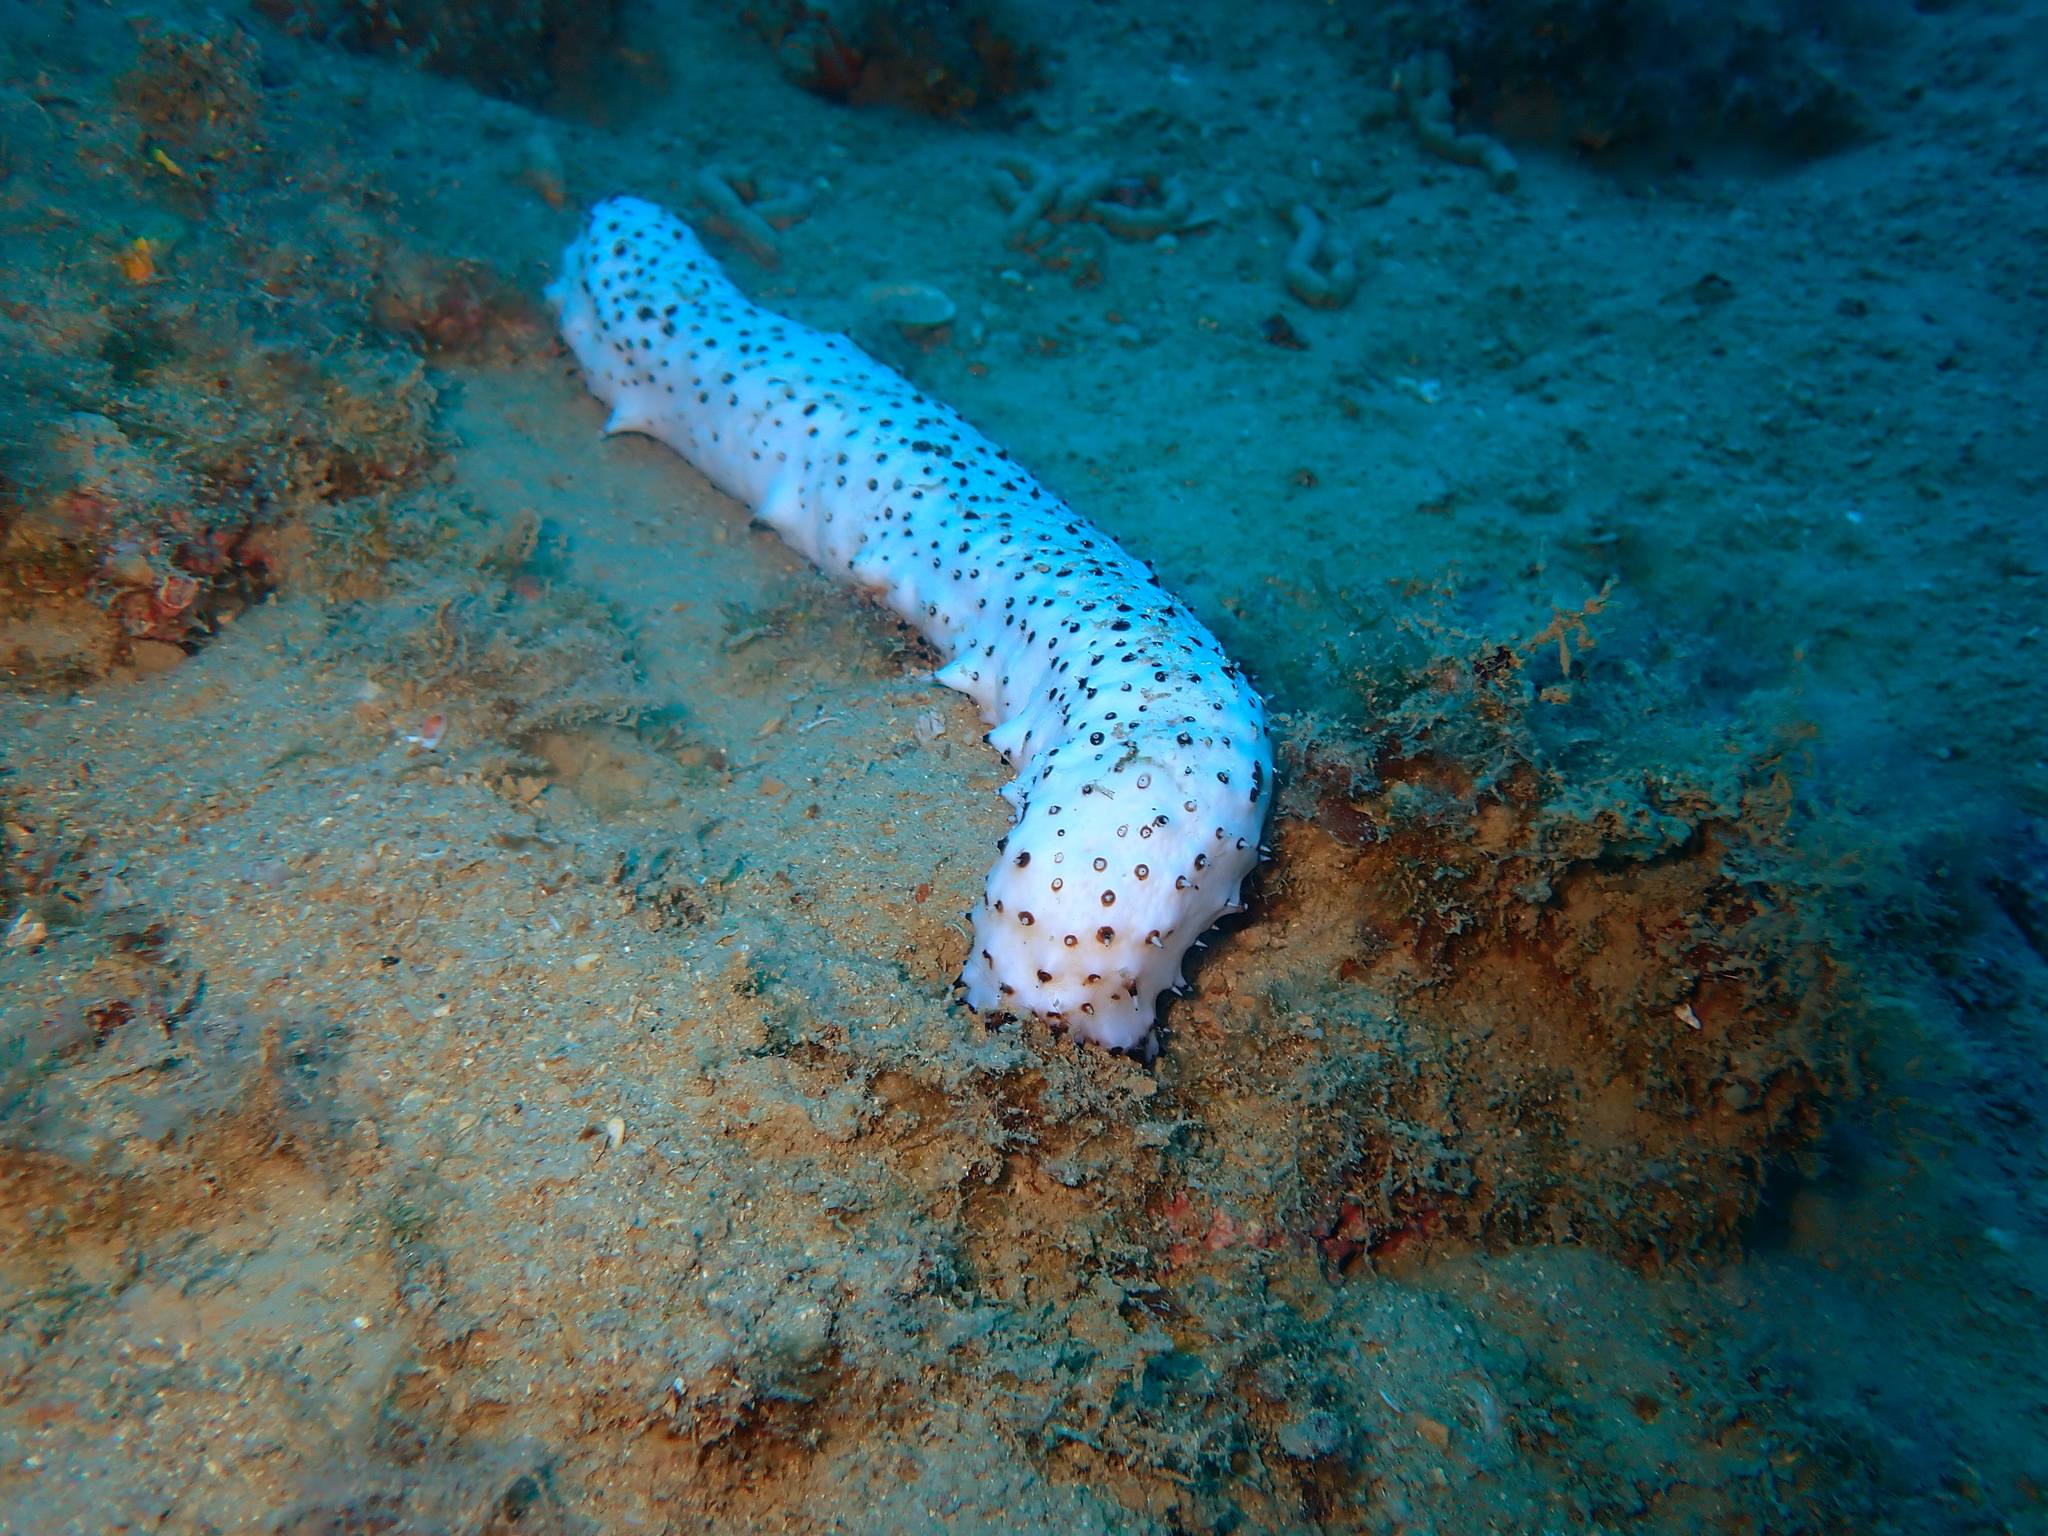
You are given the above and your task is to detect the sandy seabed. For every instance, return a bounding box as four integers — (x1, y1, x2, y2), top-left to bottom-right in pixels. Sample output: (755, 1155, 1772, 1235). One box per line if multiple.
(1, 2, 2043, 1532)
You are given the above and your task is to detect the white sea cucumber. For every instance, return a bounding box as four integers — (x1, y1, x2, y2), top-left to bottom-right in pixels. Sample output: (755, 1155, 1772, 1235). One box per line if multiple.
(548, 196, 1272, 1049)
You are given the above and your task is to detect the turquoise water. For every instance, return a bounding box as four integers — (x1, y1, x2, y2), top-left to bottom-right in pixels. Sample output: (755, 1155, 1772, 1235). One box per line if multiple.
(0, 2, 2042, 1531)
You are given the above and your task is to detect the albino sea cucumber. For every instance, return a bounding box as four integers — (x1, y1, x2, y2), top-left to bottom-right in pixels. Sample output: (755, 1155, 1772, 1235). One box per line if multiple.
(549, 196, 1272, 1049)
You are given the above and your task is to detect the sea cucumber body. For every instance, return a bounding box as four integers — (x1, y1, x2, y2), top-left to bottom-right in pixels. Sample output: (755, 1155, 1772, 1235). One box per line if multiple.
(549, 197, 1271, 1049)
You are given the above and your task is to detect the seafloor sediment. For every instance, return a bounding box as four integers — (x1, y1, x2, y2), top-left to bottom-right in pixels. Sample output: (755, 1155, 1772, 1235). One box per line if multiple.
(1, 3, 2042, 1532)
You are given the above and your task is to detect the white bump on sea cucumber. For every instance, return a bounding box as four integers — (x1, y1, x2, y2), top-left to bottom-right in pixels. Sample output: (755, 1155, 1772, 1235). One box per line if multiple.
(549, 196, 1274, 1050)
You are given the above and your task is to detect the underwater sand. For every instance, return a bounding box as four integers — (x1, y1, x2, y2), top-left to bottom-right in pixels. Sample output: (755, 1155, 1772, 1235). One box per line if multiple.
(1, 1, 2043, 1531)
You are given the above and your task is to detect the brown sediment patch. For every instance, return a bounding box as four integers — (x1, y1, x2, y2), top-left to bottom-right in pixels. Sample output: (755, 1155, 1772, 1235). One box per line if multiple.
(1159, 700, 1838, 1273)
(744, 0, 1041, 117)
(253, 0, 649, 119)
(372, 250, 550, 363)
